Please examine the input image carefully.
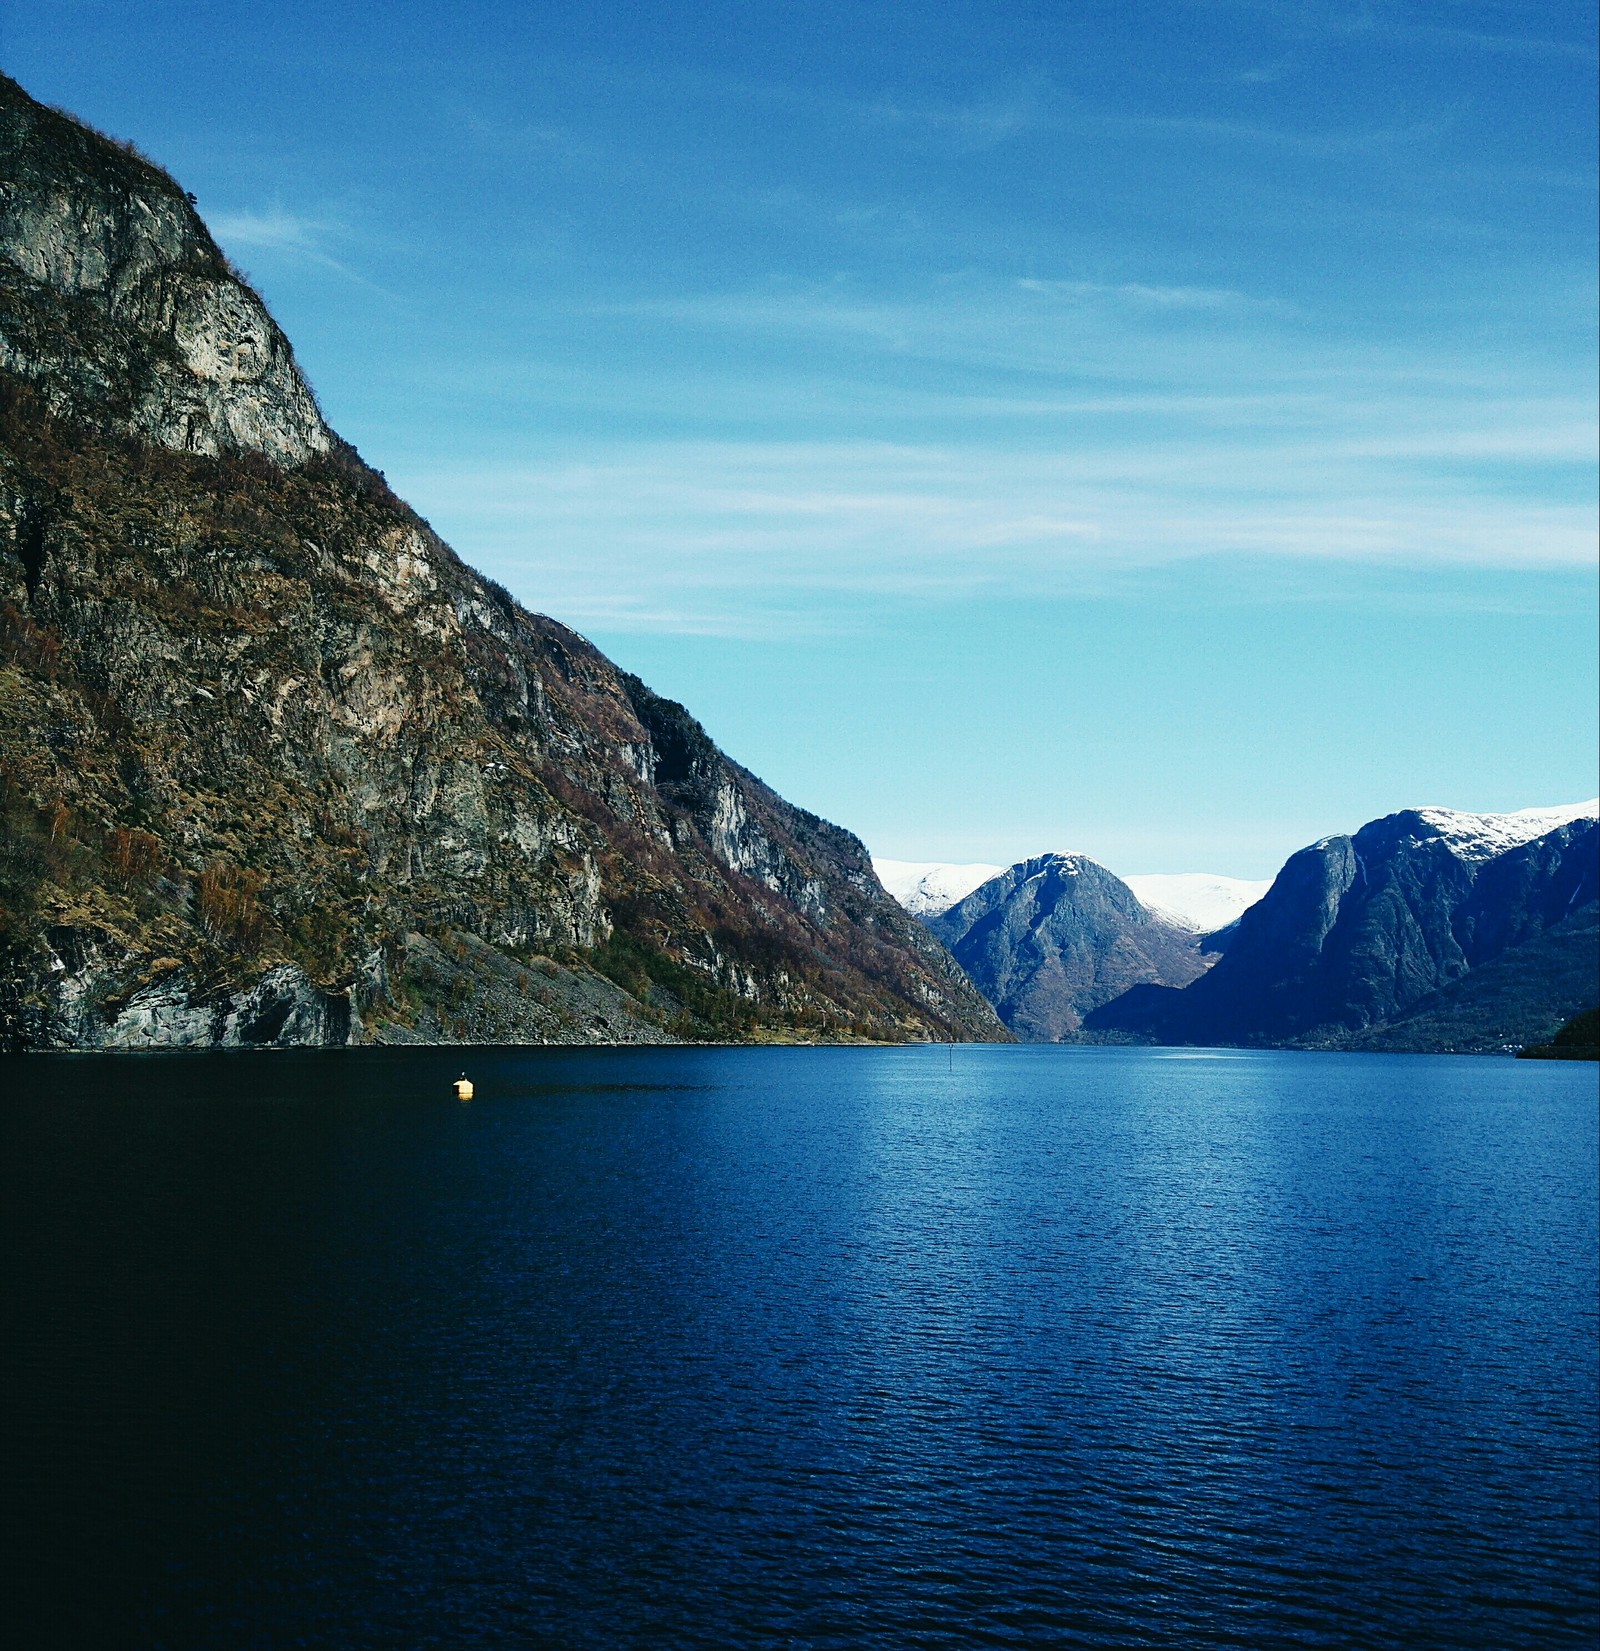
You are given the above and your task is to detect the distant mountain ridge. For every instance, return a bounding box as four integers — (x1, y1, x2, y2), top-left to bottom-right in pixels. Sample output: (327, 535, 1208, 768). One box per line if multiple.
(924, 852, 1216, 1041)
(1405, 800, 1598, 861)
(872, 859, 1004, 918)
(1087, 802, 1599, 1053)
(875, 855, 1268, 933)
(1121, 873, 1271, 934)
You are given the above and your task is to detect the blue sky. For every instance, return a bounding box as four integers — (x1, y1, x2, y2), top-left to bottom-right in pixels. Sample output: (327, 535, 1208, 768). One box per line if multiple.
(6, 0, 1596, 874)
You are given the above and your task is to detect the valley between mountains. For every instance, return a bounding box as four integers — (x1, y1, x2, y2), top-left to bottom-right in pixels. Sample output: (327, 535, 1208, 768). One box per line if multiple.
(1, 74, 1593, 1056)
(879, 799, 1598, 1054)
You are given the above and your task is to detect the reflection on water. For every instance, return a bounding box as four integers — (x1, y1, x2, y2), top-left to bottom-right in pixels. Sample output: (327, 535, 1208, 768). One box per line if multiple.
(1, 1045, 1595, 1649)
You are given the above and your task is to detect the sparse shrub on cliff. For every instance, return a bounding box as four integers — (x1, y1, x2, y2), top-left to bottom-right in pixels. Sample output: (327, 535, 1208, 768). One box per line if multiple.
(107, 828, 162, 890)
(588, 930, 758, 1039)
(195, 863, 266, 950)
(0, 604, 62, 678)
(0, 779, 76, 900)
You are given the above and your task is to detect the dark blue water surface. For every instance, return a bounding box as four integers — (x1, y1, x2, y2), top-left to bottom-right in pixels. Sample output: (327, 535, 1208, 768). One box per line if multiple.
(1, 1045, 1595, 1648)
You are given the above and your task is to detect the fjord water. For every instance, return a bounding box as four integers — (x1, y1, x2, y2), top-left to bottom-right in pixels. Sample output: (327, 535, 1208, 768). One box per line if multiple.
(2, 1048, 1595, 1649)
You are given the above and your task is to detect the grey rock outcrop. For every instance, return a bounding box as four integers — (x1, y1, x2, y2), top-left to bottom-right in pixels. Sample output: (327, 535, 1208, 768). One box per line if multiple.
(0, 80, 329, 463)
(34, 924, 352, 1048)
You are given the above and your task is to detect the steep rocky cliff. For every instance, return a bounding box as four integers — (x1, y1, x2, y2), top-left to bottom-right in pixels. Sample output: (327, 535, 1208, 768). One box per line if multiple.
(0, 84, 327, 465)
(0, 75, 1004, 1050)
(1087, 806, 1599, 1051)
(926, 853, 1215, 1041)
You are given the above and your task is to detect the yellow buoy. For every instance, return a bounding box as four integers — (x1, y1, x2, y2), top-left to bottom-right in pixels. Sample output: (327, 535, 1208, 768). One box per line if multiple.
(453, 1076, 474, 1101)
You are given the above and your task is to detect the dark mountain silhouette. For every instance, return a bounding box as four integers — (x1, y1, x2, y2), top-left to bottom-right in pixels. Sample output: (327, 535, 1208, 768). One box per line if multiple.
(1087, 807, 1598, 1052)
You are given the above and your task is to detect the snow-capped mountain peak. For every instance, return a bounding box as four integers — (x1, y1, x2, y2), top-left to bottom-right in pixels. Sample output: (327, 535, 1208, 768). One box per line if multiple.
(1412, 800, 1599, 863)
(1123, 874, 1272, 934)
(872, 859, 1004, 917)
(875, 854, 1269, 931)
(875, 803, 1597, 931)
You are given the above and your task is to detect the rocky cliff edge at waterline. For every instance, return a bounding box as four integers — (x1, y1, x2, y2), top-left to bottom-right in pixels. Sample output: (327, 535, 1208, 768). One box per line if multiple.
(0, 75, 1006, 1050)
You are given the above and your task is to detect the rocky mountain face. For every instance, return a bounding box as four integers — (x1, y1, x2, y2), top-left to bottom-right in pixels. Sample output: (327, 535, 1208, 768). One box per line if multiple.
(0, 75, 1004, 1050)
(1087, 806, 1599, 1052)
(925, 853, 1216, 1041)
(0, 87, 328, 465)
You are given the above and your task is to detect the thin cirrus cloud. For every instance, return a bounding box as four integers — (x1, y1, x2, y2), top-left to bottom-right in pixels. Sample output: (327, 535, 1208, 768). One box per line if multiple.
(1182, 0, 1598, 63)
(396, 428, 1595, 639)
(588, 277, 1297, 378)
(579, 275, 1587, 421)
(1110, 110, 1455, 158)
(373, 260, 1593, 636)
(858, 80, 1050, 152)
(206, 204, 381, 288)
(1015, 278, 1279, 313)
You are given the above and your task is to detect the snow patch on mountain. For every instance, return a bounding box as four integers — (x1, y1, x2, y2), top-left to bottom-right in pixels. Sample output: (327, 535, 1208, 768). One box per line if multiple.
(873, 859, 1004, 917)
(1124, 874, 1271, 934)
(1413, 800, 1599, 863)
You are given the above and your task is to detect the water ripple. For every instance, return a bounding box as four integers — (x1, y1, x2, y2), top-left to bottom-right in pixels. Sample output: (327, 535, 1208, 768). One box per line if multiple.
(1, 1044, 1594, 1649)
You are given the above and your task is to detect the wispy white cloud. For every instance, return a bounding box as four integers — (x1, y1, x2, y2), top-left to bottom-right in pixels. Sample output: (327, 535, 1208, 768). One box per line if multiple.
(361, 252, 1594, 637)
(1110, 108, 1455, 157)
(1015, 277, 1282, 313)
(209, 205, 325, 250)
(1178, 0, 1598, 63)
(207, 204, 383, 289)
(589, 275, 1298, 380)
(393, 413, 1597, 637)
(446, 104, 616, 169)
(861, 79, 1051, 152)
(1353, 15, 1599, 63)
(580, 273, 1597, 421)
(1236, 59, 1294, 84)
